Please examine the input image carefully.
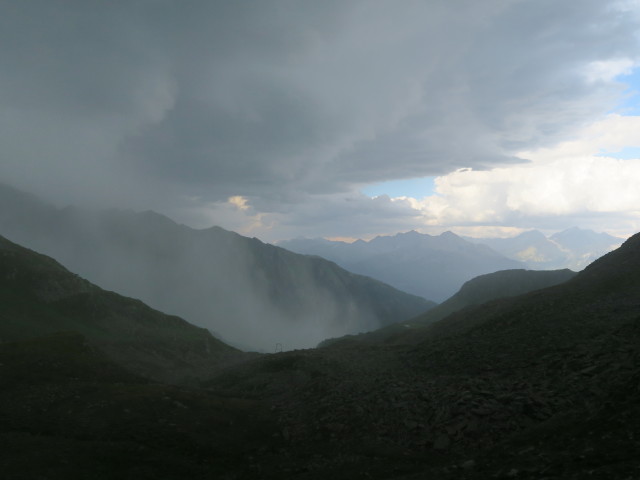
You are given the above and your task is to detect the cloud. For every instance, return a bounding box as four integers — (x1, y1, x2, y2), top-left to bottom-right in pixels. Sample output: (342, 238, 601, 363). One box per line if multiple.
(188, 114, 640, 241)
(410, 114, 640, 236)
(173, 191, 422, 241)
(1, 1, 639, 234)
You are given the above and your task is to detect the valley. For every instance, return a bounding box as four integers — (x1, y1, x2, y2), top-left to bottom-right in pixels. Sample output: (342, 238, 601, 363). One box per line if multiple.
(3, 3, 639, 479)
(1, 221, 639, 478)
(0, 184, 432, 351)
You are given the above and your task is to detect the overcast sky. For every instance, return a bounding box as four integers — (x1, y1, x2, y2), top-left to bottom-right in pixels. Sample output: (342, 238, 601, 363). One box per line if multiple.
(2, 0, 640, 242)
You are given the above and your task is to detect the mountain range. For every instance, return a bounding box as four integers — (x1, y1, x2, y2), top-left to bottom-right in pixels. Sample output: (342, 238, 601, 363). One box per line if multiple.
(465, 227, 623, 270)
(279, 230, 525, 302)
(280, 227, 622, 303)
(1, 214, 639, 477)
(0, 184, 432, 351)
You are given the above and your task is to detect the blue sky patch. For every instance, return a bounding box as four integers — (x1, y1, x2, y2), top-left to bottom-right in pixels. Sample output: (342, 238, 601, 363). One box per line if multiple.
(597, 146, 640, 160)
(615, 67, 640, 115)
(362, 176, 436, 199)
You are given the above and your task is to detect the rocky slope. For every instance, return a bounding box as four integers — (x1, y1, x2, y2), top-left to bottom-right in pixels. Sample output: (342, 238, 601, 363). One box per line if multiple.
(0, 183, 433, 350)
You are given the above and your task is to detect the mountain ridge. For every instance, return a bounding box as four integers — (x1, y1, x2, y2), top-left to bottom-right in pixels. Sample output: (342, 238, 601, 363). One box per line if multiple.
(466, 227, 623, 270)
(317, 267, 577, 348)
(0, 234, 241, 383)
(279, 230, 524, 302)
(0, 184, 433, 350)
(1, 212, 639, 477)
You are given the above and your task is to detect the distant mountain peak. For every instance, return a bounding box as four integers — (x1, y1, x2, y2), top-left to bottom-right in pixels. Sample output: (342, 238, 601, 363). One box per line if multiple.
(466, 227, 623, 271)
(518, 229, 547, 240)
(280, 228, 523, 302)
(399, 229, 422, 237)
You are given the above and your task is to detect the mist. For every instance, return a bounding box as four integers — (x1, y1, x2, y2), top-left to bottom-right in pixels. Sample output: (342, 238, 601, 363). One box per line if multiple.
(0, 184, 429, 351)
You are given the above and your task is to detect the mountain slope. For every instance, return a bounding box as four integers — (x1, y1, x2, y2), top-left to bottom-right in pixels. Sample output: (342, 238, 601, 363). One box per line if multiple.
(406, 232, 640, 362)
(413, 268, 577, 325)
(317, 268, 577, 348)
(1, 219, 639, 478)
(467, 227, 623, 270)
(280, 230, 524, 302)
(203, 233, 640, 479)
(0, 234, 240, 382)
(0, 184, 433, 350)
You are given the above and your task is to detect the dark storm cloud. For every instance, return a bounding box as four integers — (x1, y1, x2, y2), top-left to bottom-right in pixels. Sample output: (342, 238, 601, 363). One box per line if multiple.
(0, 0, 638, 222)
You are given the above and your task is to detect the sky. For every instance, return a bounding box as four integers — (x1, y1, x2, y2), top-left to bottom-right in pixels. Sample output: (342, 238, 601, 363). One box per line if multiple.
(2, 0, 640, 242)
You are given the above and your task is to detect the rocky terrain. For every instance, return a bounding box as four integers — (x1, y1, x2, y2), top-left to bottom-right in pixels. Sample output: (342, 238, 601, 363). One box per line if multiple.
(0, 333, 281, 480)
(1, 231, 640, 478)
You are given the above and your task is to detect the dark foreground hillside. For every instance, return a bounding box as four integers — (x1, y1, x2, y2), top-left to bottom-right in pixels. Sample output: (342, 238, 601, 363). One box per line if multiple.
(206, 234, 640, 478)
(1, 233, 640, 478)
(0, 333, 281, 479)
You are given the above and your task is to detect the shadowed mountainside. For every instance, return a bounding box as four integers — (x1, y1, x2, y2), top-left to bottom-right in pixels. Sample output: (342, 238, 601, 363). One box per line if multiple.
(205, 233, 640, 478)
(317, 268, 577, 347)
(0, 183, 433, 350)
(0, 333, 282, 479)
(0, 234, 242, 383)
(412, 268, 577, 326)
(1, 230, 639, 478)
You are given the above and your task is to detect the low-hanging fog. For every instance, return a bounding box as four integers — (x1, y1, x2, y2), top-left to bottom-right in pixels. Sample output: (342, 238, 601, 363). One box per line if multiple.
(0, 184, 430, 350)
